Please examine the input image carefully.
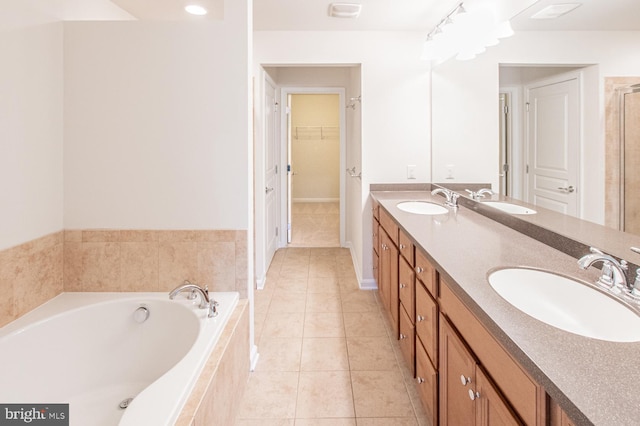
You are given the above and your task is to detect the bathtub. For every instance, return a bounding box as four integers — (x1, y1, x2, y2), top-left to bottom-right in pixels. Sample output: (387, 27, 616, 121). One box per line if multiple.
(0, 291, 239, 426)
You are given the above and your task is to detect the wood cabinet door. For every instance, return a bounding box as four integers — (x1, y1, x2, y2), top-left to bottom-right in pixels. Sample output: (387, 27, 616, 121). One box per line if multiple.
(389, 239, 399, 334)
(416, 339, 438, 426)
(378, 230, 391, 313)
(399, 304, 415, 376)
(475, 367, 523, 426)
(440, 315, 476, 426)
(416, 281, 438, 367)
(399, 255, 415, 323)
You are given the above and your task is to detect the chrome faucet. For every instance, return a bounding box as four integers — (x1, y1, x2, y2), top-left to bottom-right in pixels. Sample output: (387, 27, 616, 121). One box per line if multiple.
(577, 247, 629, 294)
(466, 188, 494, 200)
(431, 188, 459, 208)
(169, 280, 219, 317)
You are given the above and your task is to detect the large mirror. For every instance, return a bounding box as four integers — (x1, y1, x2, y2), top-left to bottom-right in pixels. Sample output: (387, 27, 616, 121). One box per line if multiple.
(431, 0, 640, 229)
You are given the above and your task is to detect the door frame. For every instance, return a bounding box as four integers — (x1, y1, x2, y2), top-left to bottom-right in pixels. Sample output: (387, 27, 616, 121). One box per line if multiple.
(279, 87, 347, 248)
(524, 70, 583, 216)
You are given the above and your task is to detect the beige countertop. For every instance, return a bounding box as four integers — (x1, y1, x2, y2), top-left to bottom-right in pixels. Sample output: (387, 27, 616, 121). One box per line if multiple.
(371, 189, 640, 426)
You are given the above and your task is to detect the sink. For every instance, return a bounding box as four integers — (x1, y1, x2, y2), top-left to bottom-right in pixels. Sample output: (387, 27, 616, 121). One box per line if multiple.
(488, 267, 640, 342)
(482, 201, 536, 215)
(397, 201, 448, 215)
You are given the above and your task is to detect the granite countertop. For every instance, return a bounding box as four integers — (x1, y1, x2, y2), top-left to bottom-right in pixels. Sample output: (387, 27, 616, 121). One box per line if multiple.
(371, 189, 640, 426)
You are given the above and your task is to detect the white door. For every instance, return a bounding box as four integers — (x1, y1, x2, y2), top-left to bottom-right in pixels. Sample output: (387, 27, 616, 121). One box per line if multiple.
(265, 78, 278, 264)
(286, 94, 293, 243)
(526, 76, 580, 216)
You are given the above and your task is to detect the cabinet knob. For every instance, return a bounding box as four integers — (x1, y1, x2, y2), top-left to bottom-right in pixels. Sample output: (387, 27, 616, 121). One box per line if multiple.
(399, 283, 406, 289)
(399, 243, 406, 249)
(416, 377, 425, 384)
(399, 333, 406, 340)
(382, 244, 388, 251)
(417, 315, 425, 322)
(415, 266, 424, 274)
(468, 389, 480, 401)
(460, 375, 471, 386)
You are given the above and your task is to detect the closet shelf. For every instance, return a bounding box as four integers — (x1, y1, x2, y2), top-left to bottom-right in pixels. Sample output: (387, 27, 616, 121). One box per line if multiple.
(294, 126, 339, 140)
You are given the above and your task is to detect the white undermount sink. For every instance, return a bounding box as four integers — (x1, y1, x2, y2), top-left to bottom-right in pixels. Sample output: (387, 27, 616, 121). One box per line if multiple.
(396, 201, 448, 215)
(488, 267, 640, 342)
(482, 201, 537, 215)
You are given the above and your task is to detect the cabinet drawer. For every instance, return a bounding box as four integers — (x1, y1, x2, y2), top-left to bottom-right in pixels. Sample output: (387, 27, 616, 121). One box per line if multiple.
(416, 281, 438, 367)
(415, 249, 437, 297)
(379, 208, 399, 245)
(440, 280, 541, 426)
(416, 340, 438, 426)
(399, 229, 414, 265)
(399, 305, 415, 376)
(399, 256, 415, 323)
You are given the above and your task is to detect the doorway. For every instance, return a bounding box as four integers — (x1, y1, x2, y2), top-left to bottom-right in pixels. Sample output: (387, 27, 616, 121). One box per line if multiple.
(287, 93, 341, 247)
(280, 87, 346, 249)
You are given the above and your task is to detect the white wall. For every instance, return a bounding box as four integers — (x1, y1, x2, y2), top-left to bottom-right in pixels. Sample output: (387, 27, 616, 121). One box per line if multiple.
(254, 31, 430, 285)
(0, 22, 64, 250)
(432, 30, 640, 225)
(63, 19, 251, 231)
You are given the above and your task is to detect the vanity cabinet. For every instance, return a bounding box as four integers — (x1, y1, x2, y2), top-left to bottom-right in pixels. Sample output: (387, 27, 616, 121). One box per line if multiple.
(440, 314, 522, 426)
(440, 279, 543, 426)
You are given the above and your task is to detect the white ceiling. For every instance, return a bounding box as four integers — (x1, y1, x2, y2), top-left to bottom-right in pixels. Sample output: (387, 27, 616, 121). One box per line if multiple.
(6, 0, 640, 32)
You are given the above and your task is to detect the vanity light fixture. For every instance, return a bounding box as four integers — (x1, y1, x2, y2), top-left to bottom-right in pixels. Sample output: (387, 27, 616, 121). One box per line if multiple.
(530, 3, 581, 19)
(328, 3, 362, 19)
(185, 4, 207, 16)
(422, 2, 514, 63)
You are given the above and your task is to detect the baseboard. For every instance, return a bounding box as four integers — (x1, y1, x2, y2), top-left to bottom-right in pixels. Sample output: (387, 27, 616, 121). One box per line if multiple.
(292, 198, 340, 203)
(360, 278, 377, 290)
(250, 344, 260, 372)
(255, 275, 266, 290)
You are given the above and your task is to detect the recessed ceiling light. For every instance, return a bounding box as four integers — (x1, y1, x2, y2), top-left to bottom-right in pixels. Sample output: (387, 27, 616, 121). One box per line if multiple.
(328, 3, 362, 19)
(185, 4, 208, 16)
(530, 3, 581, 20)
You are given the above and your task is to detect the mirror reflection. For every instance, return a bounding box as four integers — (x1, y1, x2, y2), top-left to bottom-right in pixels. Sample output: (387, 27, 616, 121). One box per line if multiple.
(431, 0, 640, 232)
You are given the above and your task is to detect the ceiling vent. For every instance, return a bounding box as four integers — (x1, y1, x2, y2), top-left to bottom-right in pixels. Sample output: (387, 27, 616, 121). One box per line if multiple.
(328, 3, 362, 19)
(530, 3, 582, 19)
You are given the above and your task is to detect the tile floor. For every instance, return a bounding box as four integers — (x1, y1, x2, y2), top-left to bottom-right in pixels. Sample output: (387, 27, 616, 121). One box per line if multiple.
(288, 202, 340, 247)
(236, 247, 430, 425)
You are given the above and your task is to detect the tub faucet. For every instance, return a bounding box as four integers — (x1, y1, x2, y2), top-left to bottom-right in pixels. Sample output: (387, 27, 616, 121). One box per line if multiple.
(431, 188, 459, 208)
(169, 281, 219, 318)
(577, 247, 629, 294)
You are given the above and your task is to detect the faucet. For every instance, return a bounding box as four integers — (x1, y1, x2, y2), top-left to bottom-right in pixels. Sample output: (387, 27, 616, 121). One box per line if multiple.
(431, 188, 459, 208)
(465, 188, 494, 200)
(169, 280, 219, 318)
(577, 247, 629, 294)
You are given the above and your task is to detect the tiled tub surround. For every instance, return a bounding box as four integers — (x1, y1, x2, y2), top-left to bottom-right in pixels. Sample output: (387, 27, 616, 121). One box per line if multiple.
(0, 229, 247, 327)
(371, 190, 640, 425)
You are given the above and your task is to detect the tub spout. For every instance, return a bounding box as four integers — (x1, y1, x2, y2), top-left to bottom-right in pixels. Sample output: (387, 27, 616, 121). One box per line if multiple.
(169, 281, 218, 318)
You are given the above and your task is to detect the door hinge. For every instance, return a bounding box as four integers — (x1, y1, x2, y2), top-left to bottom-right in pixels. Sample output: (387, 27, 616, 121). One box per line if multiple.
(285, 106, 291, 114)
(503, 105, 509, 115)
(526, 164, 529, 173)
(274, 101, 279, 113)
(275, 165, 278, 174)
(525, 102, 530, 112)
(275, 227, 278, 236)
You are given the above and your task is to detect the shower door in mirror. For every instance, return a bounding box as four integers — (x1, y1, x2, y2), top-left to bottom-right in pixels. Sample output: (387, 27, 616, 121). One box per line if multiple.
(622, 86, 640, 235)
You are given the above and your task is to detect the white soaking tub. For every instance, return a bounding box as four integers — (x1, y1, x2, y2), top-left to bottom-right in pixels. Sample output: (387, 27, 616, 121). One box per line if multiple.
(0, 291, 239, 426)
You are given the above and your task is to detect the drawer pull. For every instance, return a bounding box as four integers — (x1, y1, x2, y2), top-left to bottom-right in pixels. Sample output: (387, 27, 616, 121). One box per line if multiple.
(415, 266, 424, 274)
(468, 389, 480, 401)
(416, 315, 425, 322)
(460, 375, 471, 386)
(416, 377, 425, 384)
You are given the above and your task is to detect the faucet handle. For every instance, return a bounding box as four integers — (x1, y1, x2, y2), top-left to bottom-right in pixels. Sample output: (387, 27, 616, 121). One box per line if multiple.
(465, 189, 478, 199)
(632, 269, 640, 298)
